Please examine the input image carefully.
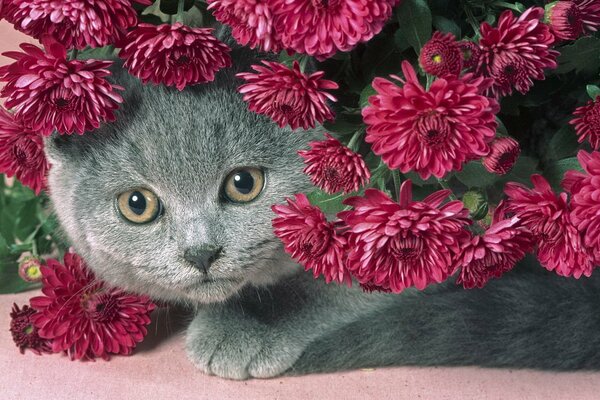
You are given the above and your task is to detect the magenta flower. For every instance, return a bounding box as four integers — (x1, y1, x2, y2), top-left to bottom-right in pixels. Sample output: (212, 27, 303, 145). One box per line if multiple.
(339, 181, 471, 293)
(30, 252, 156, 361)
(237, 61, 338, 130)
(119, 23, 232, 91)
(272, 194, 351, 285)
(362, 61, 499, 179)
(476, 7, 559, 98)
(0, 41, 123, 136)
(207, 0, 282, 52)
(10, 304, 52, 355)
(570, 96, 600, 150)
(299, 134, 370, 194)
(1, 0, 142, 50)
(271, 0, 397, 59)
(547, 1, 585, 40)
(419, 32, 463, 77)
(482, 137, 521, 175)
(456, 217, 533, 289)
(565, 151, 600, 266)
(0, 108, 49, 194)
(504, 175, 594, 278)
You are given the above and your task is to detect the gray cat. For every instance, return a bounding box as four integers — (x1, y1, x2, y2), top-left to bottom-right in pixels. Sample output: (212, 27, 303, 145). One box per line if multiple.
(44, 49, 600, 380)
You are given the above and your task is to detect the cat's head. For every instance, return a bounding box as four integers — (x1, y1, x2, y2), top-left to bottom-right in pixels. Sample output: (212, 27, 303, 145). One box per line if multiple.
(45, 55, 317, 304)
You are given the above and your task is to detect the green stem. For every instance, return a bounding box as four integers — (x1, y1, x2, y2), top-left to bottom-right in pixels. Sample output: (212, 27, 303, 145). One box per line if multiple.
(346, 128, 364, 152)
(463, 6, 480, 36)
(175, 0, 186, 24)
(493, 1, 523, 12)
(425, 74, 434, 91)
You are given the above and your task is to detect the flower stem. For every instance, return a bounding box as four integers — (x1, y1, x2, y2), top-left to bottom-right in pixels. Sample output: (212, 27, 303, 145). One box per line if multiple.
(463, 6, 480, 36)
(493, 1, 523, 12)
(175, 0, 186, 24)
(437, 179, 459, 201)
(346, 128, 364, 152)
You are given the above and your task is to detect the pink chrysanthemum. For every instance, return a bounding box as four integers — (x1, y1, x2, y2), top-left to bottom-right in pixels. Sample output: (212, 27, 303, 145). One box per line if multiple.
(298, 133, 370, 194)
(576, 0, 600, 34)
(570, 96, 600, 150)
(459, 41, 481, 70)
(546, 1, 585, 40)
(0, 41, 123, 136)
(272, 194, 350, 285)
(29, 252, 156, 361)
(419, 32, 463, 77)
(10, 304, 52, 355)
(477, 7, 559, 98)
(237, 61, 338, 130)
(271, 0, 397, 59)
(504, 174, 594, 278)
(0, 108, 49, 194)
(119, 23, 232, 91)
(362, 61, 499, 179)
(207, 0, 281, 52)
(565, 151, 600, 266)
(482, 137, 521, 175)
(456, 217, 533, 289)
(1, 0, 143, 50)
(339, 181, 471, 293)
(18, 255, 43, 283)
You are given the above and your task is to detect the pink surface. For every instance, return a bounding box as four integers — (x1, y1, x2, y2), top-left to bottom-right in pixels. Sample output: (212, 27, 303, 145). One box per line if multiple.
(2, 291, 600, 400)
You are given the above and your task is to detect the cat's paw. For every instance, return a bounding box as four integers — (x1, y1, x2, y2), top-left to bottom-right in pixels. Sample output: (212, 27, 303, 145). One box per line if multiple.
(185, 309, 304, 380)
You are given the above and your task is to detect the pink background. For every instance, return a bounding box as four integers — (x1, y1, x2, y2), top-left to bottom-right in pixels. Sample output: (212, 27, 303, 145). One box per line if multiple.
(1, 20, 600, 400)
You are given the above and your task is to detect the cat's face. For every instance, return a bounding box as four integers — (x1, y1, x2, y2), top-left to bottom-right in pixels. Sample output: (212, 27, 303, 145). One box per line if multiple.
(45, 64, 316, 304)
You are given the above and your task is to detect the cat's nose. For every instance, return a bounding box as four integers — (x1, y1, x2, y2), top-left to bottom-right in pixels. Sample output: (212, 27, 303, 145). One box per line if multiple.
(183, 245, 222, 274)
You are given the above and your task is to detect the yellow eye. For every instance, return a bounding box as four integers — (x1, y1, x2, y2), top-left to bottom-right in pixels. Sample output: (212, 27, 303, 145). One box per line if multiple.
(116, 188, 162, 224)
(223, 167, 265, 203)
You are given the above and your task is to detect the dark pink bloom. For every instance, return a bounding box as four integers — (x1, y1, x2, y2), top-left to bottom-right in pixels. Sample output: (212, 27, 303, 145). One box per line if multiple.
(570, 96, 600, 150)
(237, 61, 338, 130)
(1, 0, 141, 50)
(504, 174, 594, 278)
(0, 41, 123, 136)
(477, 7, 559, 98)
(0, 108, 49, 194)
(298, 133, 370, 194)
(10, 304, 52, 355)
(565, 151, 600, 266)
(547, 1, 585, 40)
(339, 181, 471, 293)
(419, 32, 462, 77)
(272, 194, 350, 285)
(271, 0, 397, 59)
(458, 41, 481, 70)
(207, 0, 282, 52)
(362, 61, 499, 179)
(482, 137, 521, 175)
(30, 252, 156, 361)
(119, 23, 232, 91)
(576, 0, 600, 34)
(456, 217, 533, 289)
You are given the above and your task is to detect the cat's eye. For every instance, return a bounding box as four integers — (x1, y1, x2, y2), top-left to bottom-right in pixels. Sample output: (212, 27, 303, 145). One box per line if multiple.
(116, 188, 163, 224)
(223, 167, 265, 203)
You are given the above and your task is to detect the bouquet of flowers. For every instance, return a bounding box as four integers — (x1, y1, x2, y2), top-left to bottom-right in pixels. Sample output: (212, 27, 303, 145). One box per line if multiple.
(1, 0, 600, 360)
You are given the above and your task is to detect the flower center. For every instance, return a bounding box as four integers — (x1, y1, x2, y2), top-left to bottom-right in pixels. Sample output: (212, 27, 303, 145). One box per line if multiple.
(24, 325, 34, 335)
(299, 228, 331, 260)
(175, 55, 191, 65)
(312, 0, 340, 10)
(11, 140, 38, 168)
(82, 292, 118, 322)
(415, 113, 450, 147)
(431, 54, 443, 64)
(498, 151, 518, 172)
(390, 236, 424, 262)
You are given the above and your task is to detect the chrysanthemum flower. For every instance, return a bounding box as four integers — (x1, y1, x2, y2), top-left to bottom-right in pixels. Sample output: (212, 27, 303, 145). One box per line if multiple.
(565, 151, 600, 266)
(576, 0, 600, 34)
(459, 41, 481, 70)
(482, 137, 521, 175)
(119, 23, 232, 91)
(18, 255, 43, 283)
(546, 1, 585, 40)
(362, 61, 499, 179)
(298, 133, 370, 194)
(0, 41, 123, 136)
(10, 304, 52, 355)
(207, 0, 281, 52)
(1, 0, 143, 50)
(504, 174, 594, 278)
(271, 0, 397, 59)
(237, 61, 338, 130)
(272, 194, 350, 285)
(477, 7, 559, 98)
(30, 252, 156, 361)
(0, 108, 49, 194)
(570, 96, 600, 150)
(339, 181, 471, 293)
(456, 217, 533, 289)
(419, 32, 463, 77)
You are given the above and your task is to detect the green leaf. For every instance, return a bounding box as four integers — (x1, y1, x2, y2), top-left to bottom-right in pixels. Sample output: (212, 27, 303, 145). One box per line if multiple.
(496, 156, 539, 187)
(455, 162, 499, 188)
(587, 84, 600, 100)
(543, 157, 583, 192)
(395, 0, 432, 52)
(307, 190, 348, 215)
(0, 258, 35, 294)
(432, 16, 461, 38)
(323, 113, 363, 135)
(359, 84, 377, 109)
(556, 37, 600, 75)
(546, 125, 579, 161)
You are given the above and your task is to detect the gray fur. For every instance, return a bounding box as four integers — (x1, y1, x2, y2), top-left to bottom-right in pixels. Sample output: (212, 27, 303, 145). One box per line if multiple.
(45, 50, 600, 380)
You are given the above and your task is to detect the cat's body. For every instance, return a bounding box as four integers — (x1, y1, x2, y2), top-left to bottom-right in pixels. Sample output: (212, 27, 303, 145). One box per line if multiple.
(45, 49, 600, 380)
